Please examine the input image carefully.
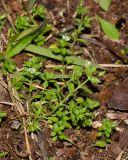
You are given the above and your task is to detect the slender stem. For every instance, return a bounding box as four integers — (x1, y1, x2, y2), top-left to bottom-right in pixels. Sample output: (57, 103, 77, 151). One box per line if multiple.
(47, 78, 89, 116)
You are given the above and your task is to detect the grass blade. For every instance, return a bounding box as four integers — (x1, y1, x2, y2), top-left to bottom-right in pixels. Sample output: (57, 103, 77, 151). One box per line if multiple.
(5, 21, 47, 58)
(24, 44, 101, 68)
(25, 44, 62, 61)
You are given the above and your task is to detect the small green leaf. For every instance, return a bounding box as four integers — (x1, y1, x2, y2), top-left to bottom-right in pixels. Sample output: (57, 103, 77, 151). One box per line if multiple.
(0, 151, 8, 157)
(67, 82, 74, 94)
(71, 65, 83, 82)
(99, 0, 112, 11)
(76, 97, 84, 104)
(85, 64, 97, 77)
(3, 58, 16, 74)
(0, 111, 7, 118)
(52, 136, 57, 141)
(32, 5, 46, 19)
(15, 16, 30, 31)
(97, 132, 102, 137)
(95, 140, 107, 148)
(106, 138, 111, 143)
(97, 16, 120, 40)
(51, 131, 56, 137)
(28, 120, 40, 132)
(84, 98, 100, 110)
(89, 77, 101, 84)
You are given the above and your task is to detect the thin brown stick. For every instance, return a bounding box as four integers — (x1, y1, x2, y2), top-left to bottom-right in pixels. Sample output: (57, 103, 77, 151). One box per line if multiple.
(1, 0, 17, 32)
(0, 80, 8, 89)
(7, 74, 33, 160)
(0, 101, 14, 106)
(99, 64, 128, 68)
(116, 146, 127, 160)
(45, 64, 128, 69)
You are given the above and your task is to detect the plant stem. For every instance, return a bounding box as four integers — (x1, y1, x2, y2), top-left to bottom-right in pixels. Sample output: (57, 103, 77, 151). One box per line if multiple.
(47, 78, 89, 116)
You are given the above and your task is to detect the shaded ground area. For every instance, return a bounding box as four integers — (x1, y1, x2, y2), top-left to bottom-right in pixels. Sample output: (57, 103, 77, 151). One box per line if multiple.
(0, 0, 128, 160)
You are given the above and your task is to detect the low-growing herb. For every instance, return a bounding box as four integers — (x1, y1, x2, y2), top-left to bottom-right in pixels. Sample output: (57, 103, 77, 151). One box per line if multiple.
(95, 118, 117, 147)
(15, 16, 30, 31)
(32, 5, 46, 20)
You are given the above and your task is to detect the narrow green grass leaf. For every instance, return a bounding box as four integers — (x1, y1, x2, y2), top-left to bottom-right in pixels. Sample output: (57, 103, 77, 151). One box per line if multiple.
(95, 140, 107, 148)
(25, 44, 102, 69)
(5, 35, 38, 58)
(25, 44, 63, 61)
(99, 0, 112, 11)
(13, 25, 39, 42)
(97, 16, 120, 40)
(25, 44, 89, 67)
(5, 22, 46, 58)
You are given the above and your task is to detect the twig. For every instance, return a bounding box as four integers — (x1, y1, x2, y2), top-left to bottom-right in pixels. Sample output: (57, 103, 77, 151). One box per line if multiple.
(83, 48, 95, 62)
(37, 130, 48, 160)
(45, 64, 73, 70)
(116, 146, 127, 160)
(45, 64, 128, 69)
(1, 0, 17, 32)
(0, 101, 14, 106)
(67, 0, 70, 11)
(0, 80, 8, 89)
(1, 33, 8, 44)
(6, 74, 33, 160)
(99, 64, 128, 68)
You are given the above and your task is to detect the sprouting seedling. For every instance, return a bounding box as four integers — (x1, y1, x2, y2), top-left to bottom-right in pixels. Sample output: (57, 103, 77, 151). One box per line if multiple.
(74, 1, 91, 33)
(32, 5, 46, 20)
(95, 118, 117, 148)
(70, 1, 91, 51)
(15, 16, 30, 32)
(50, 38, 71, 57)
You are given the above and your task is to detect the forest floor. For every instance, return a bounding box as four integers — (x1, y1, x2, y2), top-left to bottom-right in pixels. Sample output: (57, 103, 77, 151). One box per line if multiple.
(0, 0, 128, 160)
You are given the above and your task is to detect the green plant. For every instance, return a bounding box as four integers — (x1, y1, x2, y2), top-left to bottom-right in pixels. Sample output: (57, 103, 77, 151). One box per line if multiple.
(32, 5, 46, 20)
(97, 0, 112, 11)
(0, 3, 107, 148)
(15, 16, 30, 31)
(97, 16, 120, 40)
(70, 1, 91, 51)
(0, 151, 8, 158)
(3, 58, 16, 74)
(51, 38, 71, 57)
(0, 110, 7, 123)
(28, 101, 44, 132)
(8, 53, 101, 142)
(95, 118, 117, 148)
(75, 5, 91, 33)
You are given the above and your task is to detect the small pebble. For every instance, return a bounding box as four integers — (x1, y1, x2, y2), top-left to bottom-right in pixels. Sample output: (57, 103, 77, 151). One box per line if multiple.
(11, 120, 21, 130)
